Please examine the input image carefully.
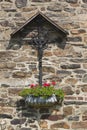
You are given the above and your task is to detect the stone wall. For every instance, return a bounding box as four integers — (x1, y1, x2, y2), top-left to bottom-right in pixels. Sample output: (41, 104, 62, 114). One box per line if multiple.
(0, 0, 87, 130)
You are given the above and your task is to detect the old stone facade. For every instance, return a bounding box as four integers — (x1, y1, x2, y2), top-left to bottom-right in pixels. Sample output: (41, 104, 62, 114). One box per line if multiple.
(0, 0, 87, 130)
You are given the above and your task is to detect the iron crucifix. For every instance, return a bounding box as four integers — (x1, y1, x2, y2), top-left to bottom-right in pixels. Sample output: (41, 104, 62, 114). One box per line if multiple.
(32, 23, 48, 86)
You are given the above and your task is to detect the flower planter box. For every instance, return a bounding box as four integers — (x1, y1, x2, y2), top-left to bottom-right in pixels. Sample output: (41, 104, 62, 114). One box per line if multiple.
(19, 82, 64, 108)
(25, 94, 62, 107)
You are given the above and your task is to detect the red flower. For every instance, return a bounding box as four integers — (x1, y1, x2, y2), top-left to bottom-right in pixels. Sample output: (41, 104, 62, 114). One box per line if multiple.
(30, 84, 36, 88)
(43, 83, 50, 87)
(51, 81, 56, 86)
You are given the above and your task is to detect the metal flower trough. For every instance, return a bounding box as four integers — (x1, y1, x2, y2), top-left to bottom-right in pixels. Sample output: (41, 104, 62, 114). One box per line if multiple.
(25, 94, 58, 107)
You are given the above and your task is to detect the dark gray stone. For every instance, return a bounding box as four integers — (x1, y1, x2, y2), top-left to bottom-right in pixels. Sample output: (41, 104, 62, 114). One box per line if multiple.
(66, 0, 78, 3)
(0, 114, 12, 119)
(81, 4, 87, 8)
(5, 0, 12, 2)
(74, 70, 86, 74)
(15, 13, 22, 17)
(70, 58, 87, 63)
(61, 64, 80, 69)
(64, 101, 87, 105)
(57, 70, 71, 78)
(39, 108, 49, 113)
(20, 128, 31, 130)
(41, 114, 50, 119)
(22, 112, 37, 119)
(64, 8, 75, 13)
(1, 84, 10, 87)
(0, 20, 9, 27)
(15, 0, 27, 8)
(32, 0, 51, 2)
(63, 86, 74, 95)
(47, 5, 62, 12)
(11, 118, 26, 125)
(68, 37, 82, 42)
(4, 9, 17, 12)
(82, 0, 87, 3)
(27, 119, 35, 123)
(68, 116, 79, 121)
(82, 74, 87, 83)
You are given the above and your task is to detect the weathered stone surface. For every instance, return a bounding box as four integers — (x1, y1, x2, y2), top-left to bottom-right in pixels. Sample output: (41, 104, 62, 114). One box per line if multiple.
(43, 66, 55, 73)
(1, 3, 12, 9)
(83, 63, 87, 69)
(5, 0, 12, 3)
(68, 37, 82, 42)
(15, 0, 27, 8)
(0, 62, 7, 69)
(20, 128, 31, 130)
(39, 121, 48, 129)
(82, 0, 87, 3)
(66, 0, 78, 4)
(51, 122, 70, 129)
(70, 58, 87, 63)
(32, 0, 51, 2)
(81, 85, 87, 92)
(41, 114, 64, 121)
(61, 64, 80, 69)
(0, 107, 13, 114)
(44, 51, 52, 57)
(22, 7, 37, 12)
(64, 8, 75, 13)
(39, 108, 49, 113)
(71, 29, 86, 34)
(0, 1, 87, 129)
(47, 4, 62, 12)
(22, 128, 30, 130)
(63, 86, 74, 95)
(12, 71, 27, 78)
(68, 116, 79, 121)
(0, 51, 18, 59)
(63, 106, 73, 116)
(7, 125, 14, 130)
(72, 121, 87, 129)
(1, 84, 10, 87)
(74, 69, 86, 74)
(14, 56, 37, 62)
(48, 115, 64, 121)
(6, 62, 16, 69)
(0, 114, 12, 119)
(82, 74, 87, 83)
(57, 70, 71, 78)
(0, 62, 16, 69)
(11, 118, 26, 125)
(82, 115, 87, 121)
(8, 88, 22, 96)
(22, 112, 37, 119)
(65, 78, 78, 85)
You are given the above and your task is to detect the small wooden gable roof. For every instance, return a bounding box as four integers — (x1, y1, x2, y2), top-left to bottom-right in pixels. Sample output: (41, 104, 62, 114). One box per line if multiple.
(11, 11, 68, 36)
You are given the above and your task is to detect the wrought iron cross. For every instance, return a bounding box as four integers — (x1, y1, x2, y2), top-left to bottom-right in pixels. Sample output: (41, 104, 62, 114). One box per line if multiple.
(32, 21, 48, 86)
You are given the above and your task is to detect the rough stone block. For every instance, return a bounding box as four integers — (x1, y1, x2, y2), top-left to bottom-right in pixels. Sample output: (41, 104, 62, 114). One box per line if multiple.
(72, 121, 87, 129)
(15, 0, 27, 8)
(51, 122, 70, 129)
(63, 106, 73, 116)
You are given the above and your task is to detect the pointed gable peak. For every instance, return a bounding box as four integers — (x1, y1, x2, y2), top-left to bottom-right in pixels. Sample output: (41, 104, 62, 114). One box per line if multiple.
(11, 11, 68, 36)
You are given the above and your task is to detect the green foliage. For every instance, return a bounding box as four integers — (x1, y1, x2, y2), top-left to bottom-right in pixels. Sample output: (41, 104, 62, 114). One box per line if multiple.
(19, 86, 64, 100)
